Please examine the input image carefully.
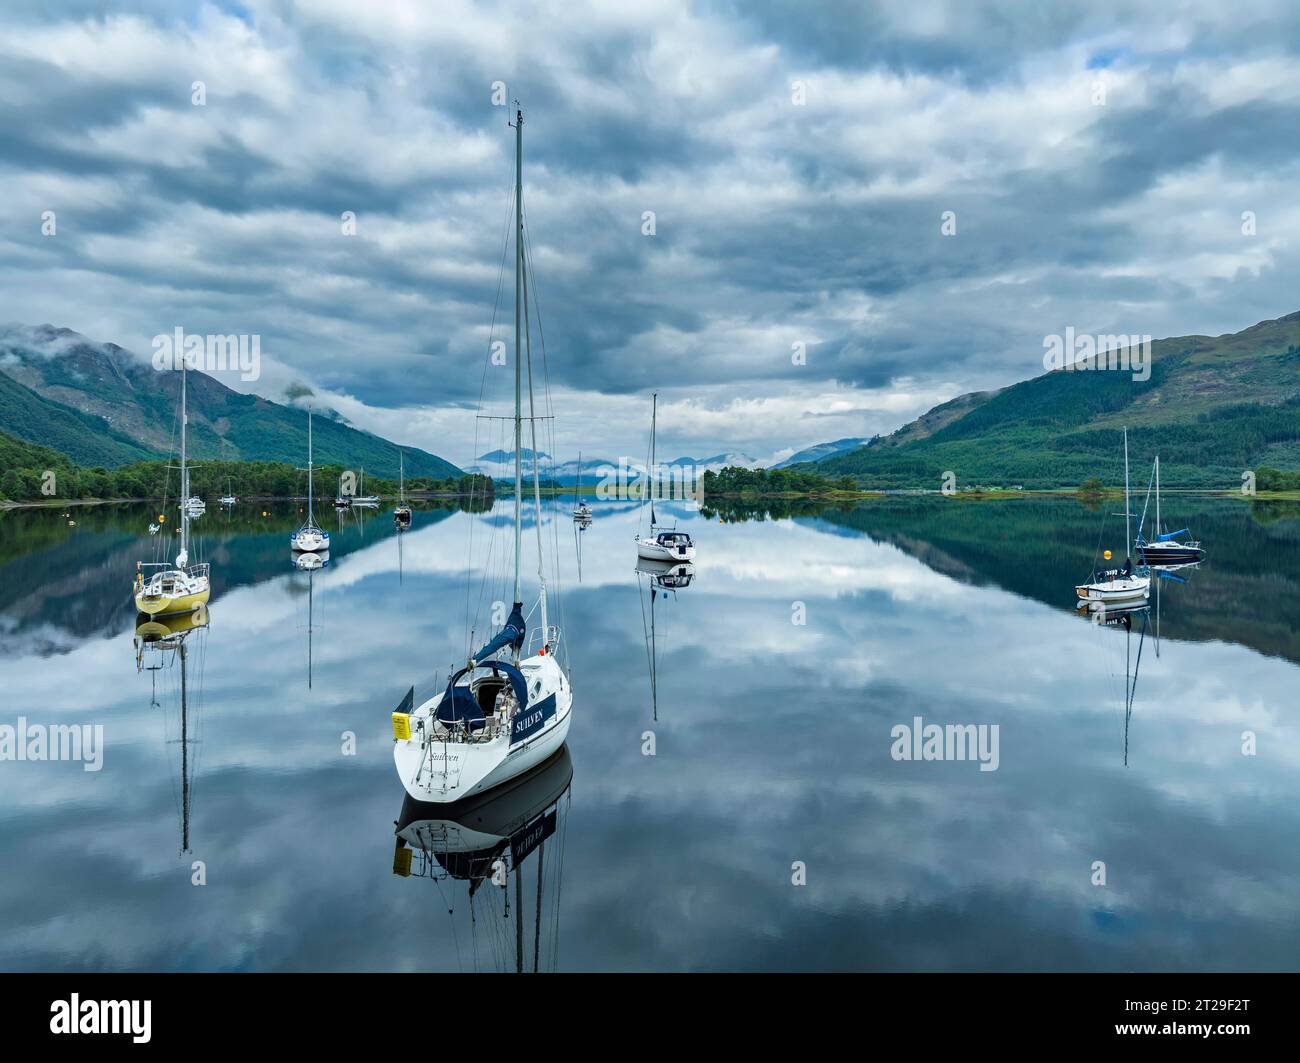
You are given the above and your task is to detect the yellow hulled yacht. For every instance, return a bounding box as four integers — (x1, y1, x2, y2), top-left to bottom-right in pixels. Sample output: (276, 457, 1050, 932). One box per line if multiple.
(134, 349, 211, 616)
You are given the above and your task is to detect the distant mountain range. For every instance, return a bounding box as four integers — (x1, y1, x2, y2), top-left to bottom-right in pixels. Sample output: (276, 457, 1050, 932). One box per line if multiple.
(466, 449, 760, 486)
(0, 325, 461, 478)
(791, 311, 1300, 489)
(773, 438, 870, 468)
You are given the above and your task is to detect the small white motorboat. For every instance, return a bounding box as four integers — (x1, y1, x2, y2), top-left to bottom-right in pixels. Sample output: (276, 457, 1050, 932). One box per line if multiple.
(636, 529, 695, 562)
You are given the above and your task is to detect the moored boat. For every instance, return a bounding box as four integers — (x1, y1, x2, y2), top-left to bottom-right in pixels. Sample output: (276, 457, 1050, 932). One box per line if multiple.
(134, 352, 211, 617)
(291, 408, 330, 553)
(634, 392, 696, 561)
(1075, 426, 1150, 605)
(392, 106, 572, 804)
(1137, 455, 1205, 566)
(394, 450, 412, 529)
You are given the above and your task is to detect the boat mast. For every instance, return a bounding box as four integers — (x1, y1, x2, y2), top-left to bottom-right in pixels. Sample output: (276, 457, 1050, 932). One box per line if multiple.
(307, 407, 315, 525)
(520, 131, 549, 639)
(1123, 426, 1131, 564)
(649, 391, 657, 527)
(1155, 454, 1161, 537)
(180, 639, 190, 853)
(651, 582, 658, 722)
(512, 107, 524, 607)
(179, 351, 189, 566)
(308, 566, 314, 689)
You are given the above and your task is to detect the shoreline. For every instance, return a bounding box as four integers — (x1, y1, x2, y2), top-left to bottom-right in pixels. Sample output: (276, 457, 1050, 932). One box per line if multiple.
(5, 488, 1298, 511)
(0, 492, 487, 511)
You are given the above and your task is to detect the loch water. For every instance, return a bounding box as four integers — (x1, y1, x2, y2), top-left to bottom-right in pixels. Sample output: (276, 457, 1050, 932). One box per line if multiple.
(1, 495, 1298, 971)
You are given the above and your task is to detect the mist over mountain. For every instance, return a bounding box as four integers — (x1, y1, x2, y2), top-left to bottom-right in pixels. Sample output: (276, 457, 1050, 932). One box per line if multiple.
(0, 325, 460, 478)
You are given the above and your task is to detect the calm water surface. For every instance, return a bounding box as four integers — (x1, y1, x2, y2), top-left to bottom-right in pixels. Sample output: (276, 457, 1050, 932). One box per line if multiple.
(2, 495, 1299, 971)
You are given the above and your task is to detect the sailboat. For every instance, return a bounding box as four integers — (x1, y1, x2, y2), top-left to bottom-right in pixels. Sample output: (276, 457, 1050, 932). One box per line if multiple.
(394, 450, 412, 529)
(352, 467, 379, 507)
(134, 354, 212, 616)
(218, 438, 237, 506)
(635, 392, 695, 562)
(1136, 456, 1205, 566)
(291, 408, 330, 553)
(571, 452, 592, 521)
(1076, 427, 1150, 606)
(392, 106, 573, 803)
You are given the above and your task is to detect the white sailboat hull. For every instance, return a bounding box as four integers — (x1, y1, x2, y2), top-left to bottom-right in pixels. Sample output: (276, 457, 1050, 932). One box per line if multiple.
(291, 529, 329, 552)
(1075, 577, 1150, 603)
(636, 537, 695, 562)
(394, 653, 572, 803)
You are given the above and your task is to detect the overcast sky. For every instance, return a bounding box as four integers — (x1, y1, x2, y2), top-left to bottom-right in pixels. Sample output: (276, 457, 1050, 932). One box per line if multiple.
(2, 1, 1298, 467)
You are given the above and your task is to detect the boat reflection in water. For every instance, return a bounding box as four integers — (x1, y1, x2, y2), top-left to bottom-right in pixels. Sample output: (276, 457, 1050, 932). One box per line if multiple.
(1077, 598, 1150, 766)
(290, 551, 328, 688)
(393, 746, 573, 972)
(135, 604, 210, 855)
(636, 558, 694, 723)
(1077, 558, 1205, 766)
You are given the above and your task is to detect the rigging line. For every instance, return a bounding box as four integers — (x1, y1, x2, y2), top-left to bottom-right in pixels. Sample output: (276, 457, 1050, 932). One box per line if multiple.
(1089, 507, 1109, 578)
(1135, 458, 1156, 543)
(521, 213, 563, 659)
(1125, 611, 1149, 767)
(522, 220, 570, 667)
(520, 214, 548, 639)
(550, 786, 570, 971)
(431, 873, 464, 972)
(464, 181, 517, 656)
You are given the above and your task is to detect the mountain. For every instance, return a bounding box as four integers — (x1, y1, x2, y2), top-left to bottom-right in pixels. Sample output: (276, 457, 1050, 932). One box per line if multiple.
(774, 438, 870, 468)
(476, 448, 549, 464)
(464, 449, 759, 486)
(0, 427, 74, 478)
(0, 370, 156, 467)
(0, 325, 461, 478)
(804, 311, 1300, 489)
(668, 452, 760, 468)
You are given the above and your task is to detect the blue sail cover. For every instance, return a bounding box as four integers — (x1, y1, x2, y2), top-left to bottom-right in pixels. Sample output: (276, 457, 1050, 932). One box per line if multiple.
(440, 660, 529, 724)
(1155, 529, 1190, 542)
(471, 602, 526, 663)
(435, 686, 487, 732)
